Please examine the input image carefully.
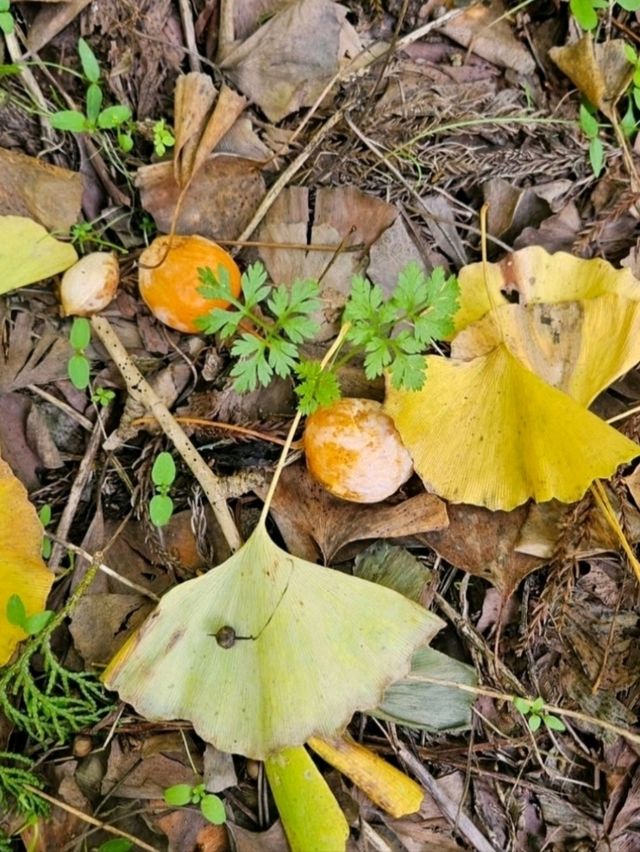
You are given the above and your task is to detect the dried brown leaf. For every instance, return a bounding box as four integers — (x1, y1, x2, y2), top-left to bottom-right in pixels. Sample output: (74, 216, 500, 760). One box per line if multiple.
(0, 148, 84, 232)
(136, 155, 266, 241)
(221, 0, 361, 122)
(173, 74, 247, 188)
(438, 0, 535, 75)
(262, 463, 448, 563)
(421, 503, 545, 597)
(549, 34, 633, 120)
(258, 186, 397, 339)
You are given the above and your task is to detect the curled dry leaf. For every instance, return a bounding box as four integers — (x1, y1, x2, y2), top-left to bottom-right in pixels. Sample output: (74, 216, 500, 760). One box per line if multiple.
(0, 453, 53, 664)
(137, 73, 265, 240)
(549, 34, 633, 120)
(261, 463, 448, 563)
(172, 75, 248, 190)
(451, 246, 640, 337)
(221, 0, 361, 122)
(0, 147, 84, 232)
(103, 520, 443, 759)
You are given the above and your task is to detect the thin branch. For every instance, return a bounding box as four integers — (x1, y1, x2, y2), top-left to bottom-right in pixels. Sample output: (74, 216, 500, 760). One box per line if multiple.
(91, 316, 242, 552)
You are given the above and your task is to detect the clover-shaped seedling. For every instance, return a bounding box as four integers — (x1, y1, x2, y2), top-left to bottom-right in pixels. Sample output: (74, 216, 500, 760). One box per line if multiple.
(149, 452, 176, 527)
(514, 696, 566, 733)
(68, 317, 92, 390)
(163, 781, 226, 825)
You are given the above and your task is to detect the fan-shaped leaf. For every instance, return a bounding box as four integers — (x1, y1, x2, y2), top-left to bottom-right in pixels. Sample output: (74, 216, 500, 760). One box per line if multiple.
(103, 522, 443, 759)
(0, 454, 53, 664)
(385, 346, 639, 511)
(452, 246, 640, 336)
(0, 216, 77, 294)
(452, 294, 640, 407)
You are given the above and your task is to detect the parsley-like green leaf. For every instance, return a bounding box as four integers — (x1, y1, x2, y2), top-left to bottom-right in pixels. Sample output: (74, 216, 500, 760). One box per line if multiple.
(389, 353, 426, 390)
(294, 361, 341, 414)
(241, 262, 271, 308)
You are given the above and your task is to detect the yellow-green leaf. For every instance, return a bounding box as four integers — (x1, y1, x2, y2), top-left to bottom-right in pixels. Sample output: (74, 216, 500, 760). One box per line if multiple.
(103, 521, 443, 759)
(0, 454, 54, 664)
(0, 215, 78, 295)
(385, 346, 639, 512)
(264, 746, 349, 852)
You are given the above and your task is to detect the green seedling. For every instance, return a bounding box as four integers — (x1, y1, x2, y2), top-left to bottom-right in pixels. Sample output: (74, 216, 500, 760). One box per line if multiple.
(68, 317, 91, 390)
(91, 386, 115, 407)
(152, 118, 175, 157)
(6, 594, 54, 637)
(0, 0, 14, 34)
(514, 696, 566, 733)
(70, 220, 124, 254)
(579, 102, 605, 177)
(38, 504, 52, 559)
(49, 38, 131, 136)
(197, 261, 459, 414)
(570, 0, 640, 30)
(150, 452, 176, 527)
(96, 840, 133, 852)
(163, 782, 226, 825)
(620, 43, 640, 140)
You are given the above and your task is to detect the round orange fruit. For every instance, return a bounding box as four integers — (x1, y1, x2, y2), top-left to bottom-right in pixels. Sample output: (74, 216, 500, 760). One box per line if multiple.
(139, 234, 241, 333)
(304, 398, 414, 503)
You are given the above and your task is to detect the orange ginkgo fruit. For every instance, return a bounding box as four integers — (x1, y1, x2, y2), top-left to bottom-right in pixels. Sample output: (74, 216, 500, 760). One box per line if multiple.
(0, 454, 53, 664)
(139, 234, 242, 333)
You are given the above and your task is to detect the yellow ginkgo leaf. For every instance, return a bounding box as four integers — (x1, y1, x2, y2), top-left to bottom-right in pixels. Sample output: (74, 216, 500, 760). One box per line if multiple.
(385, 346, 639, 512)
(452, 293, 640, 407)
(0, 215, 78, 295)
(308, 735, 423, 818)
(452, 246, 640, 336)
(0, 455, 53, 664)
(103, 521, 443, 759)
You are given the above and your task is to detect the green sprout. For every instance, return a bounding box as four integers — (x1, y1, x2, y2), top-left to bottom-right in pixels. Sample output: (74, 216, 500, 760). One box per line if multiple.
(68, 317, 91, 390)
(164, 781, 226, 825)
(149, 452, 176, 527)
(152, 118, 176, 157)
(570, 0, 640, 31)
(38, 504, 52, 559)
(0, 0, 14, 35)
(49, 39, 132, 137)
(91, 387, 115, 407)
(514, 696, 566, 733)
(6, 594, 54, 637)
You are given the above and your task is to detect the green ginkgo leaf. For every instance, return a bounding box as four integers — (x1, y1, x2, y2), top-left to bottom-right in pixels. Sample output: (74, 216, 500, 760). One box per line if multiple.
(0, 216, 77, 294)
(103, 521, 443, 759)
